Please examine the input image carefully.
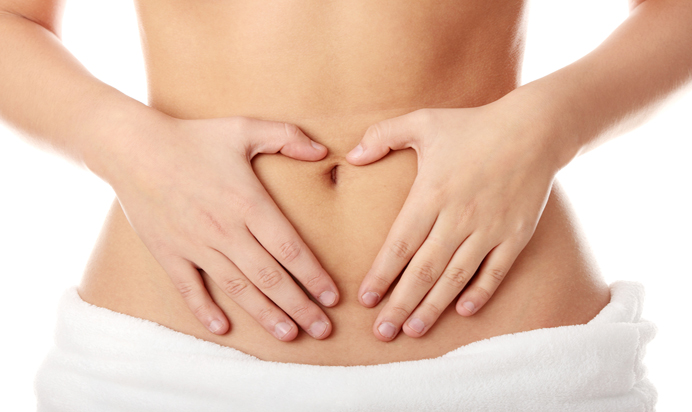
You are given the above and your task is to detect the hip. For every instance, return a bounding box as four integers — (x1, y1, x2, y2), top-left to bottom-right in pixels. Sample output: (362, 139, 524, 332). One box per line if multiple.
(36, 282, 654, 411)
(79, 118, 610, 366)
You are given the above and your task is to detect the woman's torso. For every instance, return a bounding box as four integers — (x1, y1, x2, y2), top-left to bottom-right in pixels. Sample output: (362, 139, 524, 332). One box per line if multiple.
(79, 0, 611, 366)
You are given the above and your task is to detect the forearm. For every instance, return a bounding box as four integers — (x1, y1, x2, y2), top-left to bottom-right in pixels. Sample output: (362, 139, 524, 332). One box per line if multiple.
(0, 12, 167, 183)
(506, 0, 692, 168)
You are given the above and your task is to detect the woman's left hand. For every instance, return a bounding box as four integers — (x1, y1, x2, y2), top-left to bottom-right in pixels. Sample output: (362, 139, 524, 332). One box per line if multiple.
(346, 97, 564, 341)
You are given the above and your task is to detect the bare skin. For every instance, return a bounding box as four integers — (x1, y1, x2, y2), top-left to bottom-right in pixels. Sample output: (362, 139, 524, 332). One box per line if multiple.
(0, 0, 690, 366)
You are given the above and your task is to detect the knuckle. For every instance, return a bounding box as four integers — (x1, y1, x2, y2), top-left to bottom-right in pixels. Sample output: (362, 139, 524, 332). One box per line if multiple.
(175, 280, 198, 300)
(236, 192, 261, 218)
(487, 267, 507, 283)
(388, 304, 412, 320)
(229, 116, 251, 133)
(388, 239, 412, 259)
(367, 122, 383, 142)
(289, 304, 311, 321)
(409, 261, 437, 286)
(256, 266, 284, 289)
(370, 271, 392, 288)
(199, 210, 228, 237)
(278, 239, 302, 263)
(413, 108, 434, 124)
(423, 233, 446, 249)
(301, 271, 323, 289)
(284, 122, 300, 140)
(443, 266, 472, 288)
(455, 201, 478, 228)
(257, 307, 274, 322)
(422, 184, 445, 206)
(472, 285, 492, 302)
(191, 302, 212, 320)
(513, 221, 535, 242)
(222, 277, 249, 298)
(424, 302, 444, 317)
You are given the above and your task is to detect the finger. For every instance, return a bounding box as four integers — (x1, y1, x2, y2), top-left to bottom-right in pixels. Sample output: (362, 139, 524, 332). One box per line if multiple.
(161, 257, 230, 335)
(402, 234, 488, 337)
(456, 239, 524, 316)
(371, 223, 464, 341)
(346, 109, 431, 165)
(221, 231, 333, 340)
(236, 117, 328, 161)
(197, 248, 301, 341)
(244, 193, 339, 308)
(358, 189, 439, 308)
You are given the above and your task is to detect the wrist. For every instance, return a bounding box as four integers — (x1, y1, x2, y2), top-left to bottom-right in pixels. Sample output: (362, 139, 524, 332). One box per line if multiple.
(81, 91, 176, 187)
(493, 81, 583, 172)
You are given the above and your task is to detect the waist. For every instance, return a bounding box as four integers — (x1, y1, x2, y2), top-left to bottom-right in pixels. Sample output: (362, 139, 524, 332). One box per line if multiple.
(79, 115, 610, 366)
(38, 283, 652, 411)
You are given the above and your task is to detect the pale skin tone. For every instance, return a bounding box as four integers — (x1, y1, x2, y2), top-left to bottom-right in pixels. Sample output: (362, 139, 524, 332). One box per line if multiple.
(0, 0, 691, 345)
(355, 0, 692, 341)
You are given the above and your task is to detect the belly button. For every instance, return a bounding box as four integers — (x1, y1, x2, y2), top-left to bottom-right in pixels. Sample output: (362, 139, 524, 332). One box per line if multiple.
(330, 164, 338, 184)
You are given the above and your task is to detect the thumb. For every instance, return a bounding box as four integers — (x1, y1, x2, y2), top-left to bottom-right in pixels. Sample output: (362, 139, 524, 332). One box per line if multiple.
(241, 117, 328, 161)
(346, 110, 423, 165)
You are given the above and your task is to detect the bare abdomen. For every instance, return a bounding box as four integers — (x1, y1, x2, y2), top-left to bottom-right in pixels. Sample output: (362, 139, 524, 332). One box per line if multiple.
(80, 0, 608, 366)
(79, 111, 610, 366)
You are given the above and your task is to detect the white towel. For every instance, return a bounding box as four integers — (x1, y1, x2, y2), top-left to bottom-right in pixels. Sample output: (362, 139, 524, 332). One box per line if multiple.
(34, 281, 656, 412)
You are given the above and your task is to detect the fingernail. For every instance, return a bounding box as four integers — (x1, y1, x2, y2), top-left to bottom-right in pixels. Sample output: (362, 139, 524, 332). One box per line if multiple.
(209, 319, 223, 334)
(348, 144, 363, 159)
(462, 301, 476, 314)
(274, 322, 293, 339)
(319, 291, 337, 306)
(362, 292, 380, 306)
(308, 320, 329, 338)
(408, 318, 425, 334)
(377, 321, 397, 339)
(311, 140, 325, 150)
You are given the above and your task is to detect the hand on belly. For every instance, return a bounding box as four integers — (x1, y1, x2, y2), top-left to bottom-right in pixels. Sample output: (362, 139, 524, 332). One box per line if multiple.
(104, 113, 341, 341)
(345, 100, 563, 341)
(81, 108, 609, 365)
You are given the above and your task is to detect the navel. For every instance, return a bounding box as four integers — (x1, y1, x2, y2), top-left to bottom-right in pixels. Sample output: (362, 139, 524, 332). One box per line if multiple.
(330, 164, 339, 184)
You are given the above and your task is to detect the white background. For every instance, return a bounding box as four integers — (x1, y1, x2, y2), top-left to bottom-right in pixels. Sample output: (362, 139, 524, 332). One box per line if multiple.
(1, 0, 690, 410)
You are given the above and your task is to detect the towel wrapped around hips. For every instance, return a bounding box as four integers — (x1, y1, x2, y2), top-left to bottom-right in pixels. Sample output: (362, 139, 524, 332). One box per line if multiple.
(34, 281, 657, 412)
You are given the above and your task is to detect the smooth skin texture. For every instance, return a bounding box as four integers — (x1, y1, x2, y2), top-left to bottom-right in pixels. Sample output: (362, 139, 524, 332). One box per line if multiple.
(110, 116, 339, 340)
(348, 0, 692, 341)
(348, 103, 555, 340)
(0, 0, 690, 349)
(0, 7, 340, 340)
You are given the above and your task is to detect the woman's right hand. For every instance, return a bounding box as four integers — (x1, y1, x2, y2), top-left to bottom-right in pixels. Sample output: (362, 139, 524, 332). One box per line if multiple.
(101, 113, 339, 341)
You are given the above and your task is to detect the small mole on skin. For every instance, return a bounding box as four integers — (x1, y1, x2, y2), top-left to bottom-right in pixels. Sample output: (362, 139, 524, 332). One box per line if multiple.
(330, 164, 338, 184)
